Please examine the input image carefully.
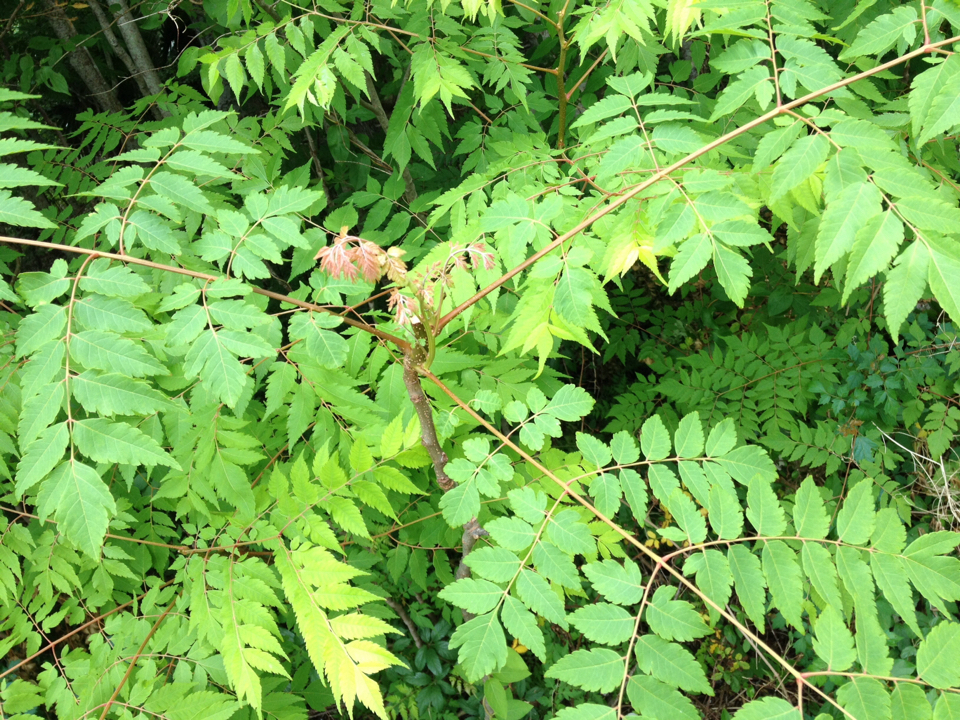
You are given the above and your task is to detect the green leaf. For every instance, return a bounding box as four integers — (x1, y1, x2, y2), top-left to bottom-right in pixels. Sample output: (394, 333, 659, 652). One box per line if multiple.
(148, 171, 214, 214)
(486, 517, 536, 552)
(705, 418, 737, 457)
(926, 234, 960, 326)
(762, 540, 803, 630)
(871, 552, 922, 637)
(516, 569, 566, 628)
(814, 182, 882, 283)
(934, 693, 960, 720)
(610, 431, 640, 464)
(577, 432, 612, 468)
(553, 706, 615, 720)
(836, 479, 876, 546)
(0, 189, 54, 228)
(884, 241, 930, 340)
(812, 605, 856, 671)
(793, 476, 830, 540)
(569, 603, 634, 645)
(69, 330, 167, 377)
(891, 684, 932, 720)
(770, 134, 829, 202)
(501, 595, 546, 661)
(37, 460, 116, 558)
(547, 509, 595, 555)
(635, 634, 713, 695)
(621, 468, 648, 524)
(640, 414, 672, 461)
(668, 233, 712, 294)
(909, 55, 960, 140)
(583, 559, 645, 605)
(73, 418, 180, 468)
(15, 422, 69, 496)
(674, 412, 704, 458)
(708, 485, 743, 540)
(439, 578, 503, 616)
(626, 675, 699, 720)
(841, 6, 918, 59)
(715, 445, 776, 484)
(545, 648, 624, 693)
(802, 543, 843, 610)
(917, 622, 960, 689)
(449, 612, 508, 681)
(440, 479, 480, 526)
(746, 477, 786, 536)
(72, 371, 173, 416)
(710, 66, 771, 120)
(545, 385, 596, 421)
(713, 242, 752, 307)
(837, 677, 891, 720)
(181, 129, 257, 155)
(731, 697, 801, 720)
(729, 544, 767, 631)
(645, 585, 710, 642)
(844, 211, 905, 302)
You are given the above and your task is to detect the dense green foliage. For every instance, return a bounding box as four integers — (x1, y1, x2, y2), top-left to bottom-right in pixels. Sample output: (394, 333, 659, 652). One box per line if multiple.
(2, 0, 960, 719)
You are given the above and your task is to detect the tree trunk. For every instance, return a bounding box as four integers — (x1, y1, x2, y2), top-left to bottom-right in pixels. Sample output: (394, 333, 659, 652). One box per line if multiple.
(85, 0, 156, 112)
(41, 0, 124, 114)
(111, 0, 168, 116)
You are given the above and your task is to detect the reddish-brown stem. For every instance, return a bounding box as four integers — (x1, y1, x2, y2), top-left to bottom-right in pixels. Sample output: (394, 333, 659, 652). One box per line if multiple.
(436, 34, 960, 332)
(0, 236, 410, 351)
(98, 596, 178, 720)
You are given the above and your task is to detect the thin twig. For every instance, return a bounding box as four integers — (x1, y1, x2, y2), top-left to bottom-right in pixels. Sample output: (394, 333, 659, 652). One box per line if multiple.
(383, 597, 424, 648)
(98, 596, 178, 720)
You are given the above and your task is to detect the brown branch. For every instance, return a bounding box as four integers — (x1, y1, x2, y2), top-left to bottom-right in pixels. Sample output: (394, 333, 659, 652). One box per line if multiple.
(0, 236, 411, 351)
(436, 33, 960, 332)
(383, 597, 424, 648)
(402, 325, 453, 490)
